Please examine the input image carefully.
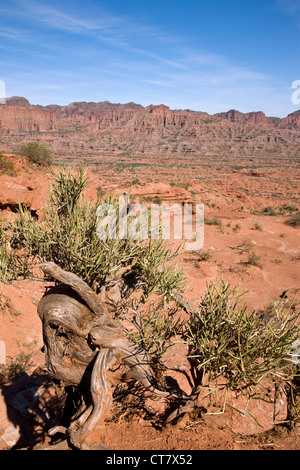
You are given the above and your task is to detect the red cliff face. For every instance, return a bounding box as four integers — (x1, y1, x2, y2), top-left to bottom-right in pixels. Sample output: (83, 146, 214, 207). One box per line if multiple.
(217, 109, 245, 123)
(0, 97, 299, 161)
(215, 109, 270, 126)
(0, 105, 55, 132)
(282, 110, 300, 128)
(246, 111, 269, 126)
(5, 96, 31, 107)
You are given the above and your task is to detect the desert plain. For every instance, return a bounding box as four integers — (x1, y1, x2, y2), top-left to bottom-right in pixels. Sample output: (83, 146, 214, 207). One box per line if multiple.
(0, 98, 299, 450)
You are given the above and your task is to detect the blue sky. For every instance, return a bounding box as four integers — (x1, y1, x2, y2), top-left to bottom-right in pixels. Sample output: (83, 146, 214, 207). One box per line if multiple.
(0, 0, 299, 116)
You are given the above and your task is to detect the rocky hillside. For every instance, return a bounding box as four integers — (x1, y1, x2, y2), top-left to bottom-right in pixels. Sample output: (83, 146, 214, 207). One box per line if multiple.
(0, 97, 299, 163)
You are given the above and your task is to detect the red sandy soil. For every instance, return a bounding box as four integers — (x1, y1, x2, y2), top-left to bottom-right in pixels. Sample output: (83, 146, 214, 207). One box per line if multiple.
(0, 154, 299, 450)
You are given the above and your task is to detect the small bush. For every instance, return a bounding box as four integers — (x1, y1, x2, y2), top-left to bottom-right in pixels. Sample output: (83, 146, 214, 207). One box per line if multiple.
(131, 177, 141, 185)
(286, 212, 300, 227)
(252, 222, 262, 231)
(182, 280, 300, 424)
(126, 300, 184, 362)
(5, 168, 186, 299)
(170, 181, 190, 190)
(281, 204, 298, 213)
(232, 223, 241, 232)
(246, 251, 262, 268)
(0, 154, 17, 176)
(192, 250, 212, 261)
(263, 206, 278, 216)
(236, 241, 253, 254)
(0, 341, 37, 385)
(204, 217, 222, 227)
(19, 142, 52, 166)
(0, 220, 32, 282)
(152, 196, 162, 204)
(272, 257, 283, 264)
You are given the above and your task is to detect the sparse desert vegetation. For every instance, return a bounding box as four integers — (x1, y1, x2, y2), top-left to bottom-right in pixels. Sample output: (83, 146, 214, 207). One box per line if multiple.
(1, 167, 299, 449)
(0, 153, 17, 176)
(286, 212, 300, 227)
(0, 113, 299, 450)
(1, 0, 300, 450)
(18, 142, 52, 167)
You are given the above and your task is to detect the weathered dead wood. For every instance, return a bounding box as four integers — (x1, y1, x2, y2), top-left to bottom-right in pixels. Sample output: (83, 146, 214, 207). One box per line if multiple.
(48, 348, 119, 450)
(89, 326, 186, 398)
(38, 287, 99, 386)
(37, 262, 185, 449)
(38, 262, 115, 323)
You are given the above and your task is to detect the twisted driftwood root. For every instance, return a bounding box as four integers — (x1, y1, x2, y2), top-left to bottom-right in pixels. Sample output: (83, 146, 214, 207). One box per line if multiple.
(37, 262, 186, 449)
(48, 348, 119, 450)
(89, 326, 186, 399)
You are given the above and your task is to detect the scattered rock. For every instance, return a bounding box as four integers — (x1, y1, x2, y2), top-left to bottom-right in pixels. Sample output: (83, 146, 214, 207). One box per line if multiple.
(1, 425, 21, 448)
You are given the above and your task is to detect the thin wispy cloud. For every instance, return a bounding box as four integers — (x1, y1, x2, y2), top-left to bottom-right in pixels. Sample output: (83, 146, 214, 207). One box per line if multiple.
(0, 26, 33, 43)
(276, 0, 300, 27)
(4, 0, 106, 33)
(0, 1, 298, 116)
(276, 0, 300, 13)
(3, 0, 159, 42)
(1, 0, 186, 54)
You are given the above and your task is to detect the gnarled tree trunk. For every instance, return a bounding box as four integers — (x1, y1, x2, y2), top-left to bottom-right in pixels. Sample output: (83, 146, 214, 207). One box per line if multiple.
(37, 262, 181, 450)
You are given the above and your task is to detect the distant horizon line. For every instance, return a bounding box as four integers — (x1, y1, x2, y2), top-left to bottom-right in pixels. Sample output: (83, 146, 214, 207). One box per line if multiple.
(3, 95, 300, 119)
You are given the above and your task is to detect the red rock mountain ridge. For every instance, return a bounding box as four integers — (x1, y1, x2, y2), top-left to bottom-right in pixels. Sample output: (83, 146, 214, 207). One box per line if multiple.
(0, 97, 299, 162)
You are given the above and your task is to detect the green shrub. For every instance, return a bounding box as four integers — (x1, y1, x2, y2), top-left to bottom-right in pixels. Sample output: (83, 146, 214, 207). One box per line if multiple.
(3, 168, 300, 428)
(0, 341, 37, 385)
(192, 250, 212, 261)
(204, 217, 222, 227)
(263, 206, 278, 216)
(272, 256, 283, 264)
(182, 280, 300, 425)
(252, 222, 262, 231)
(152, 196, 162, 204)
(170, 181, 190, 190)
(131, 177, 141, 185)
(0, 219, 32, 282)
(246, 251, 262, 267)
(286, 212, 300, 227)
(0, 154, 17, 176)
(19, 142, 52, 166)
(126, 300, 184, 361)
(6, 167, 186, 299)
(232, 223, 241, 232)
(281, 204, 298, 214)
(1, 168, 187, 391)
